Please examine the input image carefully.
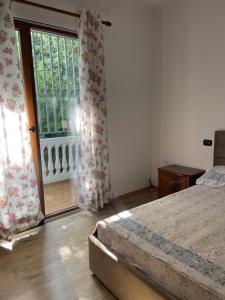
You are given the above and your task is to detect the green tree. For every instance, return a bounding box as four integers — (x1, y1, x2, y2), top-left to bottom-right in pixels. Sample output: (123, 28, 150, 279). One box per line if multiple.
(32, 31, 80, 137)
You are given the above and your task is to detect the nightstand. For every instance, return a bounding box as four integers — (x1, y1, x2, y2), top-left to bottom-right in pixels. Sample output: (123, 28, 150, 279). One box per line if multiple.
(158, 164, 205, 198)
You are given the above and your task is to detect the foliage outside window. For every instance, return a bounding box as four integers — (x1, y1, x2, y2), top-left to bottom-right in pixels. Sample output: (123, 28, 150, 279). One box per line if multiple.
(16, 30, 80, 139)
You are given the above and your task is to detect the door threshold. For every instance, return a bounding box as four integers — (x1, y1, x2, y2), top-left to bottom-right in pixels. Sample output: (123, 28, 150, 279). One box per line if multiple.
(45, 206, 81, 221)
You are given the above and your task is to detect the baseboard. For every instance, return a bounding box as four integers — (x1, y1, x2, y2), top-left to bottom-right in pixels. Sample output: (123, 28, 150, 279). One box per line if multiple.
(110, 186, 158, 203)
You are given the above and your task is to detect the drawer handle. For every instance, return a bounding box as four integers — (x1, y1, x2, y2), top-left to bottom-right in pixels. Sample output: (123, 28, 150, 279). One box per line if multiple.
(176, 174, 184, 177)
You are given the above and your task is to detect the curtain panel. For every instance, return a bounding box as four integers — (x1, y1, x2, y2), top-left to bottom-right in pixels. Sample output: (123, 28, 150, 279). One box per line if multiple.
(0, 0, 43, 240)
(78, 9, 111, 211)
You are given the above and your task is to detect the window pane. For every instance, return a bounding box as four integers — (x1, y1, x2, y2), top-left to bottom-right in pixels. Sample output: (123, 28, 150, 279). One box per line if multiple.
(15, 30, 21, 63)
(31, 29, 80, 138)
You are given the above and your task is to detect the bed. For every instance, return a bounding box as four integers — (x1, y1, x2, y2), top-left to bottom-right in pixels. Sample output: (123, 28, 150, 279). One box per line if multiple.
(89, 131, 225, 300)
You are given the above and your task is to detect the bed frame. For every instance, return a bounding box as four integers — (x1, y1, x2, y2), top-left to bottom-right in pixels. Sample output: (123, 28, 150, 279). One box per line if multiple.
(89, 231, 177, 300)
(89, 130, 225, 300)
(214, 131, 225, 166)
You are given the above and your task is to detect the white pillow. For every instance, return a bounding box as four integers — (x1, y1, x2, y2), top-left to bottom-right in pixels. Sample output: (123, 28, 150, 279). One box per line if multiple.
(196, 166, 225, 188)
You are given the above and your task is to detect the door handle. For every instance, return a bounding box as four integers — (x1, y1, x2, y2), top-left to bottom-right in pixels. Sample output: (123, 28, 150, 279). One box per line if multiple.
(29, 126, 36, 132)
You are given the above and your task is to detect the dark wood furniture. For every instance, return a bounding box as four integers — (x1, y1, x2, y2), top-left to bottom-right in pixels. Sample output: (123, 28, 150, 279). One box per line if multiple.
(158, 164, 205, 198)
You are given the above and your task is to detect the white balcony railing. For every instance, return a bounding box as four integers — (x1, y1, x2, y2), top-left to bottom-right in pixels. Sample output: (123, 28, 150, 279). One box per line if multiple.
(40, 135, 80, 184)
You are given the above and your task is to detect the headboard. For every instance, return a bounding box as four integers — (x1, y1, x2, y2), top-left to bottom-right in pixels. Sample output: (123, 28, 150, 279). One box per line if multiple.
(214, 131, 225, 166)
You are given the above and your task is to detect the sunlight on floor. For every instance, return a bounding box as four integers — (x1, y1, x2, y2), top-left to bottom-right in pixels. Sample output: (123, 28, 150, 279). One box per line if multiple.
(0, 187, 157, 300)
(74, 250, 86, 258)
(0, 227, 41, 251)
(59, 246, 72, 260)
(0, 241, 13, 251)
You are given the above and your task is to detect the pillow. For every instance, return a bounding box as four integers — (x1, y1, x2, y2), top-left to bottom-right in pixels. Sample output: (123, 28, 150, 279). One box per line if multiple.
(196, 166, 225, 188)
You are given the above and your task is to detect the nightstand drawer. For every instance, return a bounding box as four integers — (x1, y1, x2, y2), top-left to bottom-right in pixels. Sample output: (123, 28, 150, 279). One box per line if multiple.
(158, 172, 189, 198)
(158, 165, 205, 198)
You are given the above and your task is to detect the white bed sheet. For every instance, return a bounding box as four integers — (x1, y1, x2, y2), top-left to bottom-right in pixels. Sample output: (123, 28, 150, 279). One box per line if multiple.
(97, 185, 225, 300)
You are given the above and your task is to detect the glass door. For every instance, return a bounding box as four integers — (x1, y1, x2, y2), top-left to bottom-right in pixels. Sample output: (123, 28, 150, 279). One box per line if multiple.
(31, 28, 80, 215)
(15, 20, 80, 216)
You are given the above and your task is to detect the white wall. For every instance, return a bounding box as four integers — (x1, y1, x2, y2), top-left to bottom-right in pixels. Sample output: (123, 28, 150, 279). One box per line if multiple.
(151, 0, 225, 184)
(13, 0, 154, 197)
(104, 0, 154, 196)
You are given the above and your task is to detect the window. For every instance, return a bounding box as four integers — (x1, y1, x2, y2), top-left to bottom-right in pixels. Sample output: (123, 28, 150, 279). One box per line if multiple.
(31, 30, 80, 138)
(15, 24, 80, 137)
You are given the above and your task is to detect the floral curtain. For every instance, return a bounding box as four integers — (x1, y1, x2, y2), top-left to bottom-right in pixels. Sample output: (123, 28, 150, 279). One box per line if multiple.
(78, 9, 111, 211)
(0, 0, 43, 240)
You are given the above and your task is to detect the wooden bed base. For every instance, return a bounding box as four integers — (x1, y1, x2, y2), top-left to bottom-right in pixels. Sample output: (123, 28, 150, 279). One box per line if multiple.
(89, 232, 178, 300)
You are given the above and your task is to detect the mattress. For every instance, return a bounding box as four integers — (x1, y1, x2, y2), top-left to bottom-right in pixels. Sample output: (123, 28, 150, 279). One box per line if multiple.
(97, 185, 225, 300)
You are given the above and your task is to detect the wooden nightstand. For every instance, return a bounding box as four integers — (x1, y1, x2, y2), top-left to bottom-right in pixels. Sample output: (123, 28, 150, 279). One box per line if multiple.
(158, 164, 205, 198)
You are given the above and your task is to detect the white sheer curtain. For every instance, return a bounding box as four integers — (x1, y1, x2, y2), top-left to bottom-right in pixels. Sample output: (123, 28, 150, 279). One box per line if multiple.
(78, 9, 111, 211)
(0, 0, 43, 240)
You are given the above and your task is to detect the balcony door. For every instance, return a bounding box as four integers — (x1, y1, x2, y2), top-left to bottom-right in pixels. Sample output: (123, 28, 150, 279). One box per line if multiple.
(15, 20, 80, 216)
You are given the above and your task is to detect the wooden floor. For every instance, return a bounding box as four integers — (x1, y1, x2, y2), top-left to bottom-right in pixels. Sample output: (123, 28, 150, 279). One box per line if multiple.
(44, 180, 79, 215)
(0, 188, 158, 300)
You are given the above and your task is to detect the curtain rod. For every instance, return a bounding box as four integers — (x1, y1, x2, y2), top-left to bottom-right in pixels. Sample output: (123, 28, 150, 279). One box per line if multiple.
(12, 0, 112, 27)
